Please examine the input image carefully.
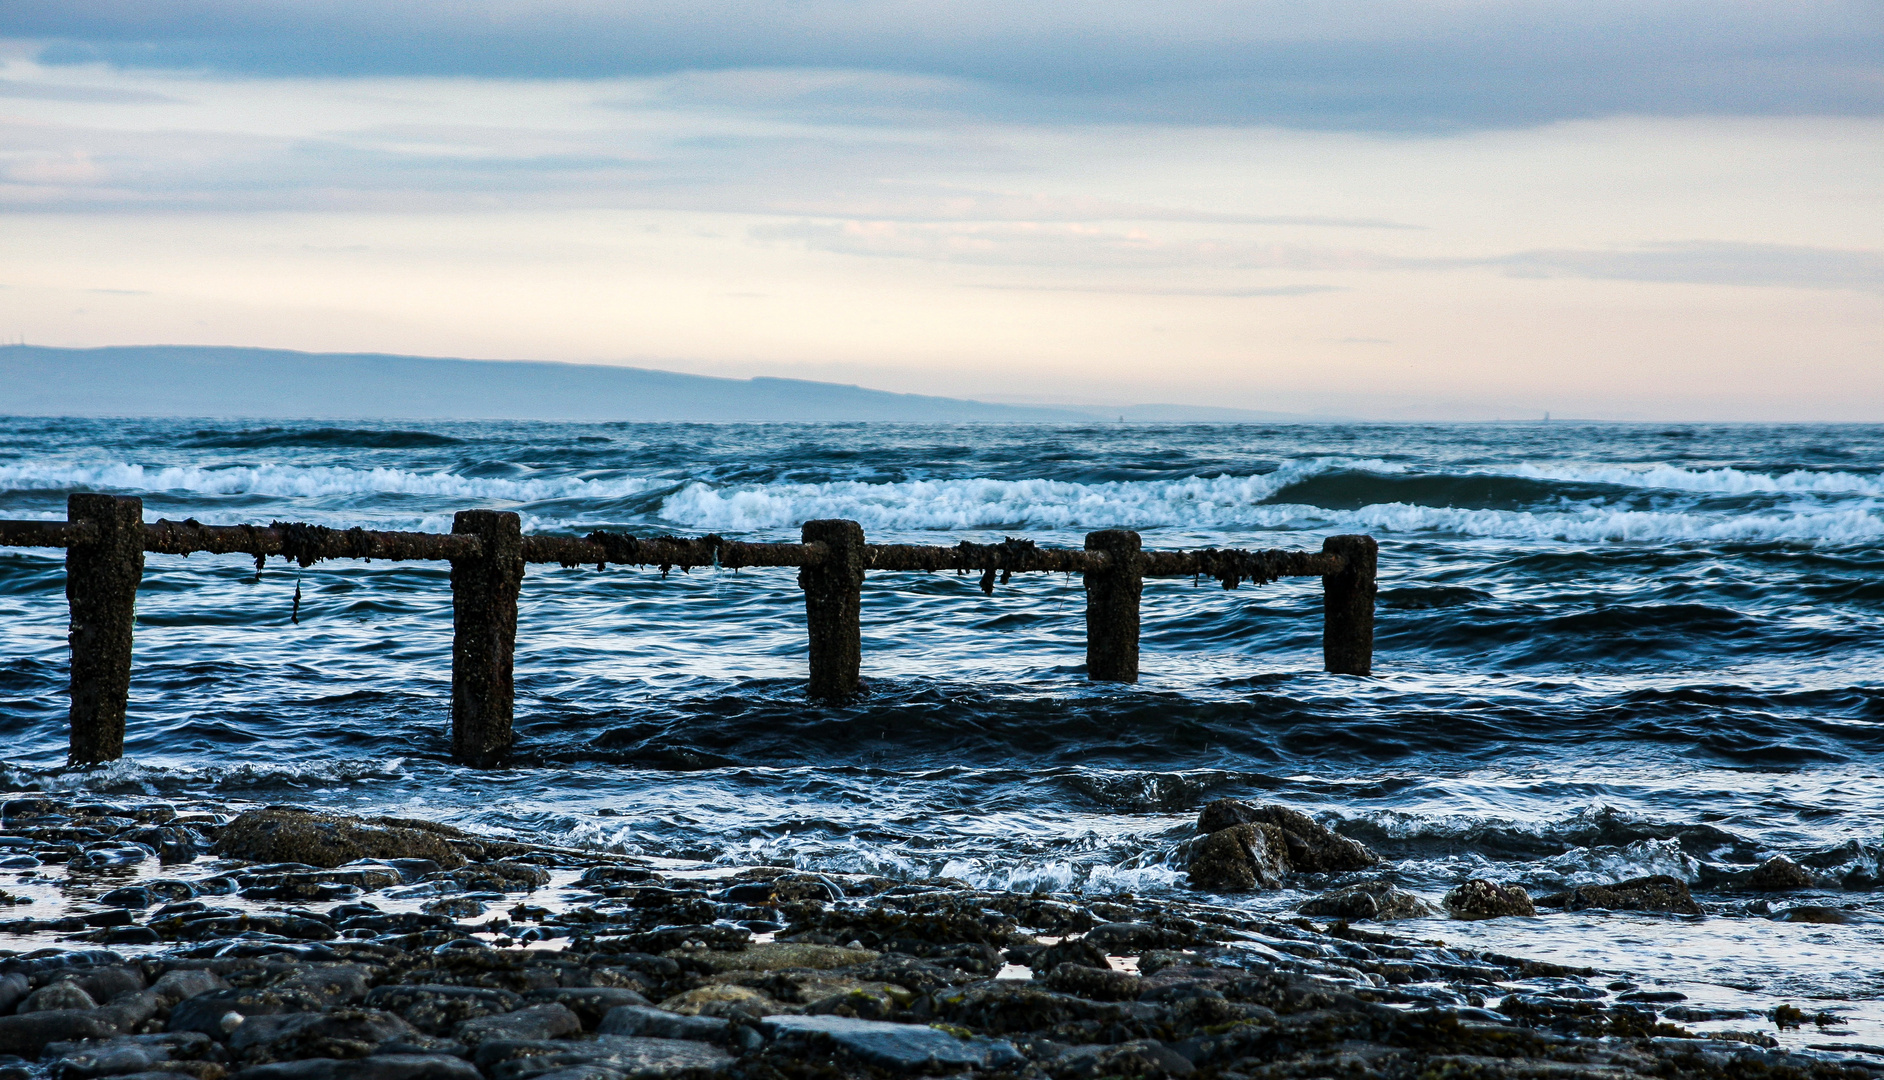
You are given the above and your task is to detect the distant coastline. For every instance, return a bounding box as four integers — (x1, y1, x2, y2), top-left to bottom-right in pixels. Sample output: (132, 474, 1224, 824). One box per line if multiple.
(0, 344, 1337, 424)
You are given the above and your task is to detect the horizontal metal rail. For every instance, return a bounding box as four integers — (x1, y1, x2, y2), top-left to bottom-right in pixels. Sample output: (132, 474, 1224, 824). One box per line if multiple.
(0, 519, 1345, 584)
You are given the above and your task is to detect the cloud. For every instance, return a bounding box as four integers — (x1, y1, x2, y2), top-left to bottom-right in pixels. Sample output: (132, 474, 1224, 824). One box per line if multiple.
(968, 283, 1348, 297)
(751, 219, 1380, 270)
(0, 76, 178, 102)
(1481, 241, 1884, 291)
(6, 0, 1881, 129)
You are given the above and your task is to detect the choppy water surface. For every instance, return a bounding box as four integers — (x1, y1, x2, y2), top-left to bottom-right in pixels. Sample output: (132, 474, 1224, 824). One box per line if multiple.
(1, 419, 1881, 1043)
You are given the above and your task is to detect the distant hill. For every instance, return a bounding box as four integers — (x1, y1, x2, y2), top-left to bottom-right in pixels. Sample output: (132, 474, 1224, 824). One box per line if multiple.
(0, 345, 1336, 423)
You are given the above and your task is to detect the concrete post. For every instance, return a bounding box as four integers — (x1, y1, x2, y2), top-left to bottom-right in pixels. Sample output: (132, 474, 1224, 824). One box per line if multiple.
(451, 510, 523, 766)
(1321, 534, 1377, 675)
(1084, 529, 1142, 682)
(800, 519, 865, 702)
(66, 494, 144, 765)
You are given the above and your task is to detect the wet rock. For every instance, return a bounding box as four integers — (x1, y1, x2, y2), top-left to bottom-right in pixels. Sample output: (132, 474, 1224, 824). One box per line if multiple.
(150, 968, 231, 1007)
(0, 974, 26, 1014)
(212, 810, 467, 871)
(1444, 879, 1536, 920)
(98, 886, 154, 909)
(433, 863, 551, 893)
(0, 1010, 120, 1057)
(270, 966, 369, 1007)
(1044, 963, 1142, 1002)
(760, 1014, 1026, 1071)
(930, 982, 1125, 1035)
(521, 988, 651, 1029)
(1033, 937, 1110, 971)
(1053, 1038, 1196, 1077)
(595, 1005, 730, 1043)
(363, 986, 521, 1036)
(454, 1003, 580, 1046)
(230, 1008, 420, 1062)
(680, 942, 876, 973)
(483, 1036, 731, 1080)
(43, 1038, 167, 1079)
(655, 985, 777, 1020)
(20, 983, 98, 1013)
(169, 981, 352, 1040)
(803, 982, 906, 1021)
(1195, 800, 1380, 872)
(1298, 883, 1438, 921)
(1084, 922, 1199, 953)
(1748, 856, 1812, 891)
(1772, 905, 1861, 925)
(1187, 825, 1288, 891)
(230, 1053, 482, 1080)
(1536, 875, 1703, 916)
(52, 965, 145, 1004)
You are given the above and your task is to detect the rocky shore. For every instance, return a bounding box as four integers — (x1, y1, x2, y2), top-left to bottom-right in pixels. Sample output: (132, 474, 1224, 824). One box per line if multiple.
(0, 795, 1877, 1080)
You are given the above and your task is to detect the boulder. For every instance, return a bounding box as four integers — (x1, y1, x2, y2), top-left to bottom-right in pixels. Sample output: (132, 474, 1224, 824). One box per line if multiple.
(19, 984, 97, 1013)
(1444, 880, 1536, 920)
(1536, 875, 1702, 916)
(1298, 883, 1438, 921)
(1033, 937, 1110, 971)
(1747, 856, 1811, 892)
(230, 1053, 482, 1080)
(521, 988, 652, 1030)
(1054, 1038, 1196, 1078)
(168, 987, 326, 1038)
(680, 943, 877, 973)
(0, 973, 27, 1013)
(1187, 825, 1288, 891)
(0, 1010, 120, 1057)
(1194, 800, 1379, 872)
(230, 1008, 421, 1062)
(151, 968, 232, 1007)
(362, 985, 520, 1036)
(595, 1005, 730, 1043)
(759, 1014, 1025, 1071)
(483, 1036, 731, 1080)
(1044, 963, 1142, 1002)
(454, 1004, 580, 1046)
(212, 810, 467, 870)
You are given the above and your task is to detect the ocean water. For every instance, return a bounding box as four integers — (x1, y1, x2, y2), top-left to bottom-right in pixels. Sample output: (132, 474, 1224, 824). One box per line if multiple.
(1, 419, 1881, 1040)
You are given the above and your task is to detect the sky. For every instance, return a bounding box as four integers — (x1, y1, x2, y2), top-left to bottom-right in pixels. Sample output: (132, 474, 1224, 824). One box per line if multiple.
(1, 2, 1880, 420)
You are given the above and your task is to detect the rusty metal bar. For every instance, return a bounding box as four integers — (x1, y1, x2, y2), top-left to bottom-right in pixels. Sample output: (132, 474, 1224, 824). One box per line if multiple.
(524, 533, 823, 570)
(1141, 548, 1344, 582)
(0, 518, 1347, 585)
(142, 519, 480, 564)
(0, 520, 94, 548)
(861, 541, 1101, 575)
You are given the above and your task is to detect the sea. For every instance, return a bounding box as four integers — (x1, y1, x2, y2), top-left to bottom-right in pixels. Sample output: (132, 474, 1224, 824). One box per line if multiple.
(1, 418, 1881, 1042)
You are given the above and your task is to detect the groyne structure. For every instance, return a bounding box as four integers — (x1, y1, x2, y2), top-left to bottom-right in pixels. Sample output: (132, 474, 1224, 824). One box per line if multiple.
(1, 494, 1378, 768)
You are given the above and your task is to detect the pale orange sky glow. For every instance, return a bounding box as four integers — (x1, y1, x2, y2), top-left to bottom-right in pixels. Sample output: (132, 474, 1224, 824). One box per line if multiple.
(1, 4, 1880, 420)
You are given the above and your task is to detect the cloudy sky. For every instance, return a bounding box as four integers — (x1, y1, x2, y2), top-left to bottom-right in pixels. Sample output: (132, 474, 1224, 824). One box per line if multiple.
(2, 1, 1880, 419)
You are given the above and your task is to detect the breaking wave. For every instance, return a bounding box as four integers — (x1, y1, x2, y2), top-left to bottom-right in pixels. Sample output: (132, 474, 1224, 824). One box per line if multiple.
(3, 454, 1878, 544)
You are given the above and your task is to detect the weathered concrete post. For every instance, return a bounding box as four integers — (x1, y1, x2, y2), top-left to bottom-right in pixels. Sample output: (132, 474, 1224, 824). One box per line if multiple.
(66, 494, 145, 765)
(1084, 529, 1142, 682)
(1321, 534, 1377, 675)
(450, 510, 523, 766)
(800, 519, 865, 702)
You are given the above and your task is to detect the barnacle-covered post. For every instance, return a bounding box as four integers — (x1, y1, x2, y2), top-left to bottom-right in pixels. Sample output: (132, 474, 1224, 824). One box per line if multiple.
(66, 493, 144, 764)
(800, 519, 865, 702)
(450, 510, 524, 766)
(1083, 529, 1142, 682)
(1321, 534, 1377, 675)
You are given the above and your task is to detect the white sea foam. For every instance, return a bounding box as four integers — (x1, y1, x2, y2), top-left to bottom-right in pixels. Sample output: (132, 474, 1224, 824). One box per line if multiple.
(1504, 462, 1884, 497)
(0, 461, 661, 504)
(3, 456, 1878, 544)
